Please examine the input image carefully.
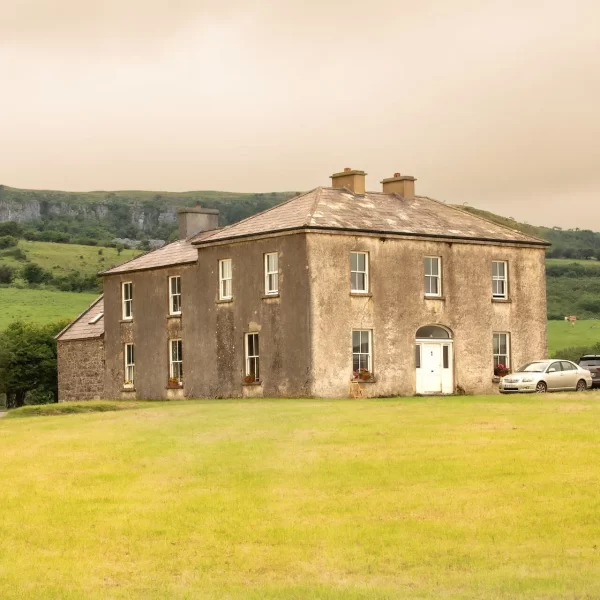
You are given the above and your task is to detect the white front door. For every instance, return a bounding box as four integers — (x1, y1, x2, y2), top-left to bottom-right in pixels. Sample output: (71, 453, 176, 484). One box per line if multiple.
(422, 344, 442, 393)
(416, 342, 454, 395)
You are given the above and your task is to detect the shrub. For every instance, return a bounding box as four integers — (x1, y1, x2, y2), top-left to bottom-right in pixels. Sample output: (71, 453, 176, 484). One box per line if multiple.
(0, 236, 18, 249)
(21, 262, 52, 284)
(0, 264, 15, 284)
(1, 246, 27, 261)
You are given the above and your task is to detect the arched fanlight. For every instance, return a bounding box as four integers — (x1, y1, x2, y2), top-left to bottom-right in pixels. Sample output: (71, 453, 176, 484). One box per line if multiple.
(416, 325, 451, 339)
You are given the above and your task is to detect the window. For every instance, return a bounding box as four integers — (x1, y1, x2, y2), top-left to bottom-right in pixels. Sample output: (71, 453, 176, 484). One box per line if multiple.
(264, 252, 279, 295)
(492, 261, 508, 299)
(424, 257, 441, 297)
(245, 333, 260, 382)
(443, 345, 450, 369)
(124, 343, 135, 385)
(169, 339, 183, 383)
(415, 345, 421, 369)
(219, 259, 232, 300)
(352, 330, 372, 374)
(122, 282, 133, 320)
(493, 333, 510, 370)
(169, 276, 181, 315)
(350, 252, 369, 293)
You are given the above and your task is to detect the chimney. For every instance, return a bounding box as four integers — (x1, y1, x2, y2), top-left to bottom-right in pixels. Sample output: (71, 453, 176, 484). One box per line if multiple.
(177, 205, 220, 239)
(381, 172, 416, 199)
(330, 167, 367, 194)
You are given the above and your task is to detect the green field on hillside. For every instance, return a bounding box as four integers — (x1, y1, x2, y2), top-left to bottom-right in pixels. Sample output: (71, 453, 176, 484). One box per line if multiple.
(1, 395, 600, 598)
(0, 240, 141, 278)
(0, 288, 98, 331)
(547, 319, 600, 355)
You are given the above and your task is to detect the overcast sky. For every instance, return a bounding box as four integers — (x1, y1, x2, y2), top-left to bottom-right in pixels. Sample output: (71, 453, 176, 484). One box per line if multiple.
(1, 0, 599, 229)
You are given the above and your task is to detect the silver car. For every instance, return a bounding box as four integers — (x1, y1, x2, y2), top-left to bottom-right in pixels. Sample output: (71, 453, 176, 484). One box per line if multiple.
(499, 359, 592, 393)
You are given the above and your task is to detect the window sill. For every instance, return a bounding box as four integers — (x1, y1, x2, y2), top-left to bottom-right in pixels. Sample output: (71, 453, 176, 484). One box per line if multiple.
(350, 378, 377, 384)
(492, 298, 511, 303)
(216, 298, 234, 304)
(167, 314, 182, 319)
(262, 294, 280, 300)
(242, 381, 262, 386)
(166, 384, 183, 389)
(424, 295, 446, 301)
(119, 318, 133, 323)
(350, 292, 372, 297)
(122, 386, 135, 391)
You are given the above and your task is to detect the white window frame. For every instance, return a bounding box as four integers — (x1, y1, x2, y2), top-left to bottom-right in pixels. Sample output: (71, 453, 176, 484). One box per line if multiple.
(264, 252, 279, 295)
(219, 259, 233, 300)
(352, 329, 372, 375)
(122, 282, 133, 320)
(492, 261, 508, 300)
(493, 332, 510, 370)
(124, 343, 135, 386)
(424, 257, 442, 297)
(350, 252, 369, 293)
(169, 339, 183, 383)
(169, 275, 182, 315)
(245, 332, 260, 382)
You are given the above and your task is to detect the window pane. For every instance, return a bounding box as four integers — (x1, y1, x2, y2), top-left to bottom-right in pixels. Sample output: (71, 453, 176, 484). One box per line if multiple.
(493, 334, 500, 355)
(352, 331, 361, 353)
(353, 355, 360, 371)
(499, 335, 507, 355)
(356, 253, 366, 271)
(415, 345, 421, 368)
(360, 331, 369, 354)
(443, 345, 449, 369)
(350, 253, 358, 271)
(356, 273, 366, 291)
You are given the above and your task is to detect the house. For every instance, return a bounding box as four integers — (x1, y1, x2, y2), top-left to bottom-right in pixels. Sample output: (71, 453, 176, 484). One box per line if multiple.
(56, 168, 549, 400)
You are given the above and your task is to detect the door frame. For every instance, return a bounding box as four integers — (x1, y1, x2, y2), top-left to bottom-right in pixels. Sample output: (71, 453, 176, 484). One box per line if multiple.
(416, 339, 454, 395)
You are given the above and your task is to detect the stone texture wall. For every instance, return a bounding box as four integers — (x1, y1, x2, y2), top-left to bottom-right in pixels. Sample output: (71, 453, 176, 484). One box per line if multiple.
(57, 338, 105, 401)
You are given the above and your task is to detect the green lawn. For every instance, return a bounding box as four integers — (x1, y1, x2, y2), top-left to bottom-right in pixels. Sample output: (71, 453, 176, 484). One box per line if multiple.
(0, 287, 98, 331)
(1, 395, 600, 599)
(547, 319, 600, 354)
(0, 240, 141, 277)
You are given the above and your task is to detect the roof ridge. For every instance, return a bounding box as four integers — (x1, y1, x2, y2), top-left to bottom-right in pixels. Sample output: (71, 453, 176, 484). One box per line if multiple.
(421, 196, 549, 245)
(191, 188, 319, 245)
(55, 294, 104, 340)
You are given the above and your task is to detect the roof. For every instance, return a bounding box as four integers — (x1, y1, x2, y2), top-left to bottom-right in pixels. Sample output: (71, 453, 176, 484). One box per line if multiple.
(193, 187, 549, 247)
(100, 230, 215, 275)
(55, 296, 104, 341)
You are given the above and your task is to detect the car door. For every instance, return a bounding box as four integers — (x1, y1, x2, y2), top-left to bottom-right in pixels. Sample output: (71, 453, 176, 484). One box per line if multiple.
(545, 361, 564, 390)
(560, 361, 578, 390)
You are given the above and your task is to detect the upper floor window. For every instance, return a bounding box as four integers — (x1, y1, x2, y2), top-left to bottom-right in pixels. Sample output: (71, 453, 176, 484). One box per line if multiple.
(264, 252, 279, 295)
(492, 261, 508, 300)
(124, 343, 135, 385)
(169, 276, 181, 315)
(350, 252, 369, 293)
(245, 332, 260, 382)
(219, 259, 232, 300)
(122, 282, 133, 320)
(169, 339, 183, 384)
(424, 257, 441, 297)
(493, 332, 510, 370)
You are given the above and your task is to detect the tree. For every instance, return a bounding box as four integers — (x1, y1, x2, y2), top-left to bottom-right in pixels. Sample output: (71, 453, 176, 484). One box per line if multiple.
(0, 321, 66, 409)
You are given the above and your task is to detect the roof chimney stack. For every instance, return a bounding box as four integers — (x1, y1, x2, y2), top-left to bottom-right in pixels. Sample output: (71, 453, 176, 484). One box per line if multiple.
(381, 172, 416, 199)
(178, 206, 220, 239)
(330, 168, 367, 194)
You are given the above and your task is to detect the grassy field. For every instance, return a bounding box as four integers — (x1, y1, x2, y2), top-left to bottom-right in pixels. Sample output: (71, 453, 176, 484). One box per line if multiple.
(0, 288, 98, 331)
(0, 240, 141, 277)
(1, 395, 600, 599)
(547, 319, 600, 354)
(546, 258, 600, 267)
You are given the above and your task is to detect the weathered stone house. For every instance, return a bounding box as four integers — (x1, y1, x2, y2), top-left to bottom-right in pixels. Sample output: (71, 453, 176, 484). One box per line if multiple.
(57, 169, 549, 400)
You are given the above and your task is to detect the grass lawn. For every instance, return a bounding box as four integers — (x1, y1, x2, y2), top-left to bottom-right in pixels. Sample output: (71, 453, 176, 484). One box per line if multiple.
(0, 288, 98, 331)
(0, 240, 141, 278)
(1, 395, 600, 599)
(547, 319, 600, 354)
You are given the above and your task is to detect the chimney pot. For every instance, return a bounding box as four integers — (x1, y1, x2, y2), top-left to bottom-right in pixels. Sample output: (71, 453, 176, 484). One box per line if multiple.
(394, 172, 401, 177)
(330, 168, 367, 194)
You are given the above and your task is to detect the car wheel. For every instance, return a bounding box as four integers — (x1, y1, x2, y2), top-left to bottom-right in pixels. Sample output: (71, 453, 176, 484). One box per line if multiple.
(536, 381, 547, 393)
(576, 379, 587, 392)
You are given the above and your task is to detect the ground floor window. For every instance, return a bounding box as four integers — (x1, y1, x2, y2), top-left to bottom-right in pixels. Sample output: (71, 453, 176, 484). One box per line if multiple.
(352, 329, 372, 378)
(493, 332, 510, 373)
(124, 343, 134, 385)
(245, 333, 260, 382)
(169, 339, 183, 384)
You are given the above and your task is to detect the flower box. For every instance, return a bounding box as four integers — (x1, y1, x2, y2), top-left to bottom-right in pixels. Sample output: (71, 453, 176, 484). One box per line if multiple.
(167, 378, 183, 388)
(352, 368, 373, 382)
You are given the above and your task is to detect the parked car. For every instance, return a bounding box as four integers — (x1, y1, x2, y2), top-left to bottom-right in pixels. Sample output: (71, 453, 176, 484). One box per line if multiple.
(578, 355, 600, 388)
(499, 359, 592, 393)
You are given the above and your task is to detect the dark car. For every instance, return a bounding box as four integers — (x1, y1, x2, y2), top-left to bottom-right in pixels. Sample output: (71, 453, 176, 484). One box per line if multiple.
(578, 355, 600, 388)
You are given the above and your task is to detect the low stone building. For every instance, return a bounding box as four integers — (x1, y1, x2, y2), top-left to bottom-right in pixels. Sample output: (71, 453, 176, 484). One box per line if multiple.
(57, 169, 549, 400)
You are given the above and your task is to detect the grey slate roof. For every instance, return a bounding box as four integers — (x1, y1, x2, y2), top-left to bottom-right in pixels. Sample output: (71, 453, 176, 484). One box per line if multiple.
(100, 230, 216, 275)
(56, 296, 104, 341)
(193, 187, 548, 247)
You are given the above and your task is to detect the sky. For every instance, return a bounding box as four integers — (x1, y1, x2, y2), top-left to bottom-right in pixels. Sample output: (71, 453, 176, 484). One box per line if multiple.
(1, 0, 599, 229)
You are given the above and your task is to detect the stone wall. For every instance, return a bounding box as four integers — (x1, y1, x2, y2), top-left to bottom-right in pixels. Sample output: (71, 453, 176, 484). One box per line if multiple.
(57, 338, 105, 401)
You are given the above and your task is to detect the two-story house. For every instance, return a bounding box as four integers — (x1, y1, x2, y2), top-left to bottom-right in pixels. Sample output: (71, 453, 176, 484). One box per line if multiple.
(56, 168, 549, 400)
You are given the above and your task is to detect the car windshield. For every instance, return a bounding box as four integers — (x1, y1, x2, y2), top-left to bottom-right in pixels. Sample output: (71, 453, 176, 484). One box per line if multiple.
(517, 362, 548, 373)
(580, 359, 600, 367)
